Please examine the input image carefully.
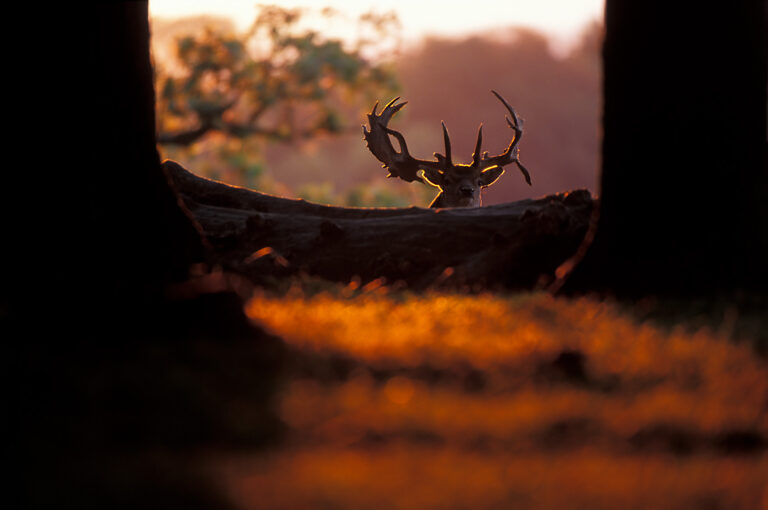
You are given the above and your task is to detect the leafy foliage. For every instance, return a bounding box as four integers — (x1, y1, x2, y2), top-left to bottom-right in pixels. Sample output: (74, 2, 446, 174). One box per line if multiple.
(154, 5, 400, 187)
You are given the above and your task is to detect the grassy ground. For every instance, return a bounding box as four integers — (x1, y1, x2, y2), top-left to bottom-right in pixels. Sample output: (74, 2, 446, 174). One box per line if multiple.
(206, 288, 768, 510)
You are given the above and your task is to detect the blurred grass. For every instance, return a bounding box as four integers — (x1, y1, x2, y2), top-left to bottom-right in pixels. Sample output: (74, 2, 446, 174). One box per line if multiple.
(219, 448, 767, 510)
(211, 287, 768, 510)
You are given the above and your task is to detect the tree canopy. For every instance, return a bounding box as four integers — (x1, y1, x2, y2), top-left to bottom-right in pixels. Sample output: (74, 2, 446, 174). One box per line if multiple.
(156, 5, 400, 148)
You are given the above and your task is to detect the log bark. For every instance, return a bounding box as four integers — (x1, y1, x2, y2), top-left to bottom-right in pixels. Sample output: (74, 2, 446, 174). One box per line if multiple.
(164, 160, 594, 291)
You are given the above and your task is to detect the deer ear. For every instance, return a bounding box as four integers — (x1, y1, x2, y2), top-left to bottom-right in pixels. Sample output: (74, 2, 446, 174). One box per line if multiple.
(479, 165, 504, 187)
(421, 168, 444, 188)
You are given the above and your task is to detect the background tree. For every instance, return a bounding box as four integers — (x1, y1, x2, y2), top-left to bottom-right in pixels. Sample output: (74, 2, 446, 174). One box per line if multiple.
(151, 19, 603, 206)
(155, 5, 400, 188)
(560, 0, 767, 297)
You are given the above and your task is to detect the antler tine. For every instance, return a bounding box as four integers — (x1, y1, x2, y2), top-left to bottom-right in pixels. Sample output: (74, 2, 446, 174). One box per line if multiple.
(441, 121, 452, 167)
(479, 90, 531, 186)
(384, 96, 400, 108)
(364, 97, 406, 136)
(471, 124, 483, 167)
(491, 90, 521, 130)
(491, 90, 523, 151)
(363, 96, 444, 183)
(517, 160, 532, 186)
(377, 97, 407, 123)
(385, 127, 411, 157)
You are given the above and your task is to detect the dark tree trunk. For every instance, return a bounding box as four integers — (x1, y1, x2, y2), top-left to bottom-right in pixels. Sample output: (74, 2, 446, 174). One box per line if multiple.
(9, 3, 207, 324)
(53, 3, 205, 314)
(561, 0, 768, 297)
(14, 5, 282, 510)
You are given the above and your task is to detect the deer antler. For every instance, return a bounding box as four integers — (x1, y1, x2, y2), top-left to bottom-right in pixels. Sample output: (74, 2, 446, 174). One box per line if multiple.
(363, 92, 531, 208)
(480, 90, 532, 186)
(362, 97, 445, 183)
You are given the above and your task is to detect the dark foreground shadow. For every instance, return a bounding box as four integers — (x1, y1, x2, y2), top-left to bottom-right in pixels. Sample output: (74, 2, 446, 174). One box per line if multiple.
(14, 290, 286, 510)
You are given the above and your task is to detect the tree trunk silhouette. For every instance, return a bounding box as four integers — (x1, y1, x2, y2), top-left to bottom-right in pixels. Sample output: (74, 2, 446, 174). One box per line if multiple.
(15, 5, 282, 510)
(56, 3, 205, 312)
(560, 0, 768, 297)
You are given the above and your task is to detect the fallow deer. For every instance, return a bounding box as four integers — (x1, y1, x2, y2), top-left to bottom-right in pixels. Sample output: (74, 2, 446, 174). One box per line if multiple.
(363, 90, 531, 208)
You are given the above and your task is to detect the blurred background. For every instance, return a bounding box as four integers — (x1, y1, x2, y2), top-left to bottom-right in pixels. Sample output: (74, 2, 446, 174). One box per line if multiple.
(150, 1, 603, 207)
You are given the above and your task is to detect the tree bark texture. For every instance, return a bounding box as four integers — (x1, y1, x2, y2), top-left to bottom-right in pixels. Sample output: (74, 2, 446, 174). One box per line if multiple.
(164, 160, 594, 291)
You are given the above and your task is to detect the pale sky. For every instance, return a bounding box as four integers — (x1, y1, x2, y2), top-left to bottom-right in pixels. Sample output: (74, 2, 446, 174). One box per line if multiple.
(149, 0, 604, 54)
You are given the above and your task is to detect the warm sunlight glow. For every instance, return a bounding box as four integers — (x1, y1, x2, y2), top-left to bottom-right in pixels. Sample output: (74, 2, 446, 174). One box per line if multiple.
(228, 290, 768, 509)
(150, 0, 605, 54)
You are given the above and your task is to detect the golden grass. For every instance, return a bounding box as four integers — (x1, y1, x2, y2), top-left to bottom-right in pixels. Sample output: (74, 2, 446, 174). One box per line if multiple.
(215, 290, 768, 509)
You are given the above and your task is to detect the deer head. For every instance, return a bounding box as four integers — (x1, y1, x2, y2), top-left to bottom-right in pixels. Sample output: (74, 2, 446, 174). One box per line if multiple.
(363, 90, 531, 208)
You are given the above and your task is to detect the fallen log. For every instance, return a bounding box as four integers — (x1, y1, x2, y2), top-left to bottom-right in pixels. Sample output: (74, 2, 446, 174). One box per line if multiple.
(164, 160, 594, 291)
